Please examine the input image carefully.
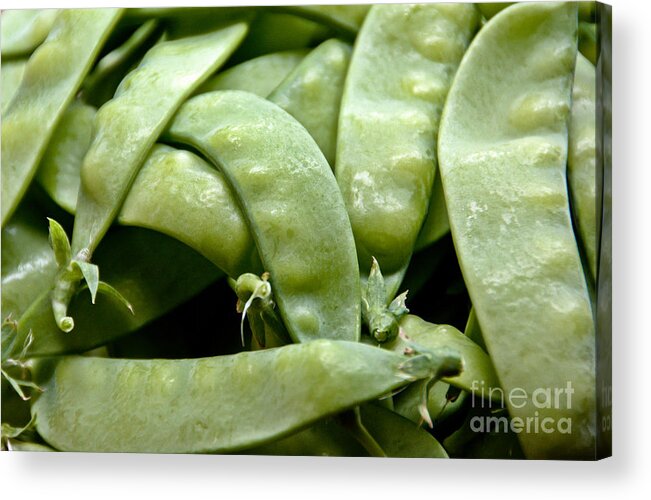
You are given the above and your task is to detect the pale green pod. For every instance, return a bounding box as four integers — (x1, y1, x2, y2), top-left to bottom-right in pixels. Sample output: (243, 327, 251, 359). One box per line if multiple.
(279, 4, 370, 36)
(32, 341, 429, 453)
(1, 59, 27, 113)
(438, 2, 595, 459)
(1, 9, 123, 227)
(414, 173, 450, 251)
(0, 9, 60, 58)
(568, 53, 597, 283)
(197, 49, 308, 97)
(269, 39, 351, 167)
(166, 91, 360, 344)
(335, 3, 480, 298)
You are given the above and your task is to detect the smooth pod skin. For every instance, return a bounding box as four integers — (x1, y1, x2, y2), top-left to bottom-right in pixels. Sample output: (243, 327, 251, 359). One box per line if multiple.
(1, 9, 123, 227)
(166, 91, 361, 344)
(13, 227, 220, 358)
(568, 53, 597, 283)
(197, 49, 308, 97)
(0, 9, 60, 58)
(438, 2, 595, 459)
(71, 20, 249, 257)
(32, 341, 426, 453)
(335, 4, 480, 298)
(278, 5, 370, 37)
(414, 173, 450, 251)
(269, 39, 351, 167)
(1, 59, 27, 113)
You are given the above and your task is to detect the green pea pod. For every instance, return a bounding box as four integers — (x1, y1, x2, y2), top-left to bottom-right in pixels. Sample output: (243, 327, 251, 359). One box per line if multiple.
(394, 315, 501, 397)
(1, 207, 57, 323)
(82, 19, 163, 107)
(1, 59, 27, 113)
(31, 341, 432, 452)
(277, 5, 370, 37)
(1, 9, 123, 227)
(393, 379, 467, 428)
(197, 49, 308, 97)
(269, 39, 351, 167)
(579, 22, 597, 65)
(478, 3, 513, 20)
(0, 9, 60, 58)
(438, 2, 595, 459)
(360, 404, 448, 458)
(568, 53, 597, 283)
(414, 173, 450, 251)
(335, 4, 480, 299)
(35, 105, 260, 278)
(10, 227, 220, 358)
(166, 91, 360, 344)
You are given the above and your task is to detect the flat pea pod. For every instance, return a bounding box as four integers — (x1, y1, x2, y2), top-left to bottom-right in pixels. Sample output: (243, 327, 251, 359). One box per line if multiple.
(335, 3, 480, 298)
(0, 9, 60, 58)
(414, 173, 450, 251)
(277, 5, 370, 37)
(437, 2, 595, 459)
(12, 227, 220, 358)
(568, 53, 597, 283)
(360, 404, 448, 458)
(1, 59, 27, 113)
(578, 22, 597, 65)
(31, 340, 430, 452)
(35, 106, 260, 278)
(269, 39, 351, 167)
(165, 91, 360, 344)
(1, 207, 57, 322)
(1, 9, 123, 227)
(197, 49, 308, 97)
(392, 315, 501, 397)
(71, 20, 249, 257)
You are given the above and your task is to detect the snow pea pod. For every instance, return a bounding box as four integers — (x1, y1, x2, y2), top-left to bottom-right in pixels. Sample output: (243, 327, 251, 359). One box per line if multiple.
(269, 39, 351, 167)
(335, 4, 480, 298)
(1, 9, 123, 227)
(11, 227, 219, 359)
(568, 53, 597, 283)
(1, 59, 27, 113)
(166, 91, 360, 344)
(414, 173, 450, 251)
(197, 49, 308, 97)
(277, 5, 370, 37)
(0, 9, 60, 58)
(31, 340, 432, 453)
(35, 106, 260, 279)
(437, 2, 595, 459)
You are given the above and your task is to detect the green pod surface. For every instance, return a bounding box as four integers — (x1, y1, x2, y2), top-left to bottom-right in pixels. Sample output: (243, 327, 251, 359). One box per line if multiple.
(269, 39, 351, 167)
(335, 4, 480, 298)
(71, 20, 249, 257)
(437, 2, 595, 459)
(166, 91, 360, 344)
(1, 59, 27, 113)
(32, 340, 428, 453)
(579, 21, 597, 65)
(0, 9, 60, 58)
(277, 5, 370, 36)
(414, 173, 450, 251)
(197, 49, 308, 97)
(1, 9, 123, 227)
(12, 227, 220, 358)
(568, 53, 597, 283)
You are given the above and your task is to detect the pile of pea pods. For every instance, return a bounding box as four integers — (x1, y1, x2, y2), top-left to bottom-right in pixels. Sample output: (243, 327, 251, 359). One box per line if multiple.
(1, 2, 600, 460)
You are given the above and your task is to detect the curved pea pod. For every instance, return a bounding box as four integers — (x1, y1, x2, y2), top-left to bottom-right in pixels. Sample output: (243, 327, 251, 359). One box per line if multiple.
(277, 4, 370, 37)
(438, 2, 596, 459)
(0, 9, 60, 58)
(360, 404, 448, 458)
(414, 173, 450, 251)
(335, 4, 480, 299)
(1, 207, 57, 322)
(1, 59, 27, 113)
(393, 315, 501, 398)
(393, 379, 468, 429)
(568, 53, 597, 283)
(35, 107, 260, 279)
(478, 3, 513, 20)
(269, 39, 351, 167)
(31, 340, 432, 453)
(10, 227, 220, 358)
(1, 9, 123, 227)
(165, 91, 361, 344)
(197, 49, 308, 97)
